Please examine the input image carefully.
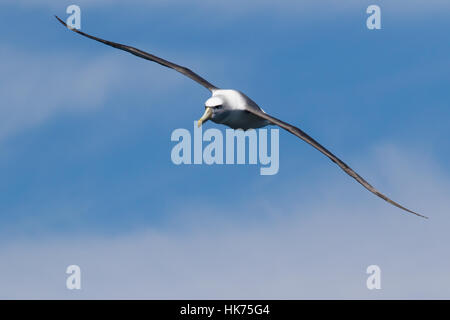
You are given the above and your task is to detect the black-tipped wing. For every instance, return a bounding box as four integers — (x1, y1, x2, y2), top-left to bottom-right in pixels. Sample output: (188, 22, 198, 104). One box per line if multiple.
(55, 16, 218, 92)
(247, 108, 428, 219)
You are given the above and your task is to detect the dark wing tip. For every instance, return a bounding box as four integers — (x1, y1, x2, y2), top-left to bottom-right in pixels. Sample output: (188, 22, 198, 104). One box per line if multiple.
(55, 15, 67, 27)
(55, 15, 76, 32)
(405, 209, 429, 219)
(410, 210, 429, 219)
(247, 108, 430, 220)
(375, 191, 428, 219)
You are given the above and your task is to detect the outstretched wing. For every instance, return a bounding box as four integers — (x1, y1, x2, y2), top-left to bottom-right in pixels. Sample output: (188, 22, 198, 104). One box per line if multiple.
(55, 16, 218, 92)
(246, 108, 428, 219)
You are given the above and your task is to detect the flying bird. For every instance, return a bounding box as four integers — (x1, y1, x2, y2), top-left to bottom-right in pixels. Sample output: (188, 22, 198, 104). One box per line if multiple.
(55, 16, 427, 219)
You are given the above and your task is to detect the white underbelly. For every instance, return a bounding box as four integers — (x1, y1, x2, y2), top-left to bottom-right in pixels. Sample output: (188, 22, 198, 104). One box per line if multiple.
(214, 110, 270, 130)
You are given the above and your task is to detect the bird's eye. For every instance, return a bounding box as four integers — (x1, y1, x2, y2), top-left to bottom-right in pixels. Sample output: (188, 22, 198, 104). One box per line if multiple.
(215, 105, 223, 109)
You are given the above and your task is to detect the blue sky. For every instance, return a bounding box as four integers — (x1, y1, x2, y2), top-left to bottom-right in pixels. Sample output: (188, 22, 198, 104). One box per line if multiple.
(0, 0, 450, 298)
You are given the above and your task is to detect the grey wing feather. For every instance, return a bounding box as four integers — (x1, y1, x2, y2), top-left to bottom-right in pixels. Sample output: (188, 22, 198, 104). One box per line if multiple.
(55, 16, 218, 92)
(246, 108, 428, 219)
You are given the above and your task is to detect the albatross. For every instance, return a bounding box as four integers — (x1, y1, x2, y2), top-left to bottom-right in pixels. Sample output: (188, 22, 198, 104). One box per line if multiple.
(55, 16, 427, 219)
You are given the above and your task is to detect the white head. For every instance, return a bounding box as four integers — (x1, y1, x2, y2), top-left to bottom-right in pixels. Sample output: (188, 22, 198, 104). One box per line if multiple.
(197, 96, 225, 127)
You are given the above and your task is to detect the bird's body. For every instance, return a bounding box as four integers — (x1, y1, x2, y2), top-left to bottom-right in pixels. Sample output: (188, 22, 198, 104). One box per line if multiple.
(55, 16, 428, 219)
(207, 89, 270, 130)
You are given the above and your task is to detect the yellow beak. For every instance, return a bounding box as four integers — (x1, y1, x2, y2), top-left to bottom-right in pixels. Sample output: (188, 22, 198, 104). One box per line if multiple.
(197, 107, 213, 127)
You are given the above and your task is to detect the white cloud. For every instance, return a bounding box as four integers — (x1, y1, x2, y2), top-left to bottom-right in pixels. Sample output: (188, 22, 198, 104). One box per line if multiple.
(0, 144, 448, 299)
(0, 45, 205, 141)
(0, 47, 119, 139)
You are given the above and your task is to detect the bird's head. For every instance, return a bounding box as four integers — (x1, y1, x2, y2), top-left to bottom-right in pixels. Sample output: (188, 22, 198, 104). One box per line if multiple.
(197, 96, 225, 127)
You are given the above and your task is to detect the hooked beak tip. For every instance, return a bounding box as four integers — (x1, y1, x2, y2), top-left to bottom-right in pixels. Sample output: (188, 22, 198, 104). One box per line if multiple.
(197, 107, 213, 128)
